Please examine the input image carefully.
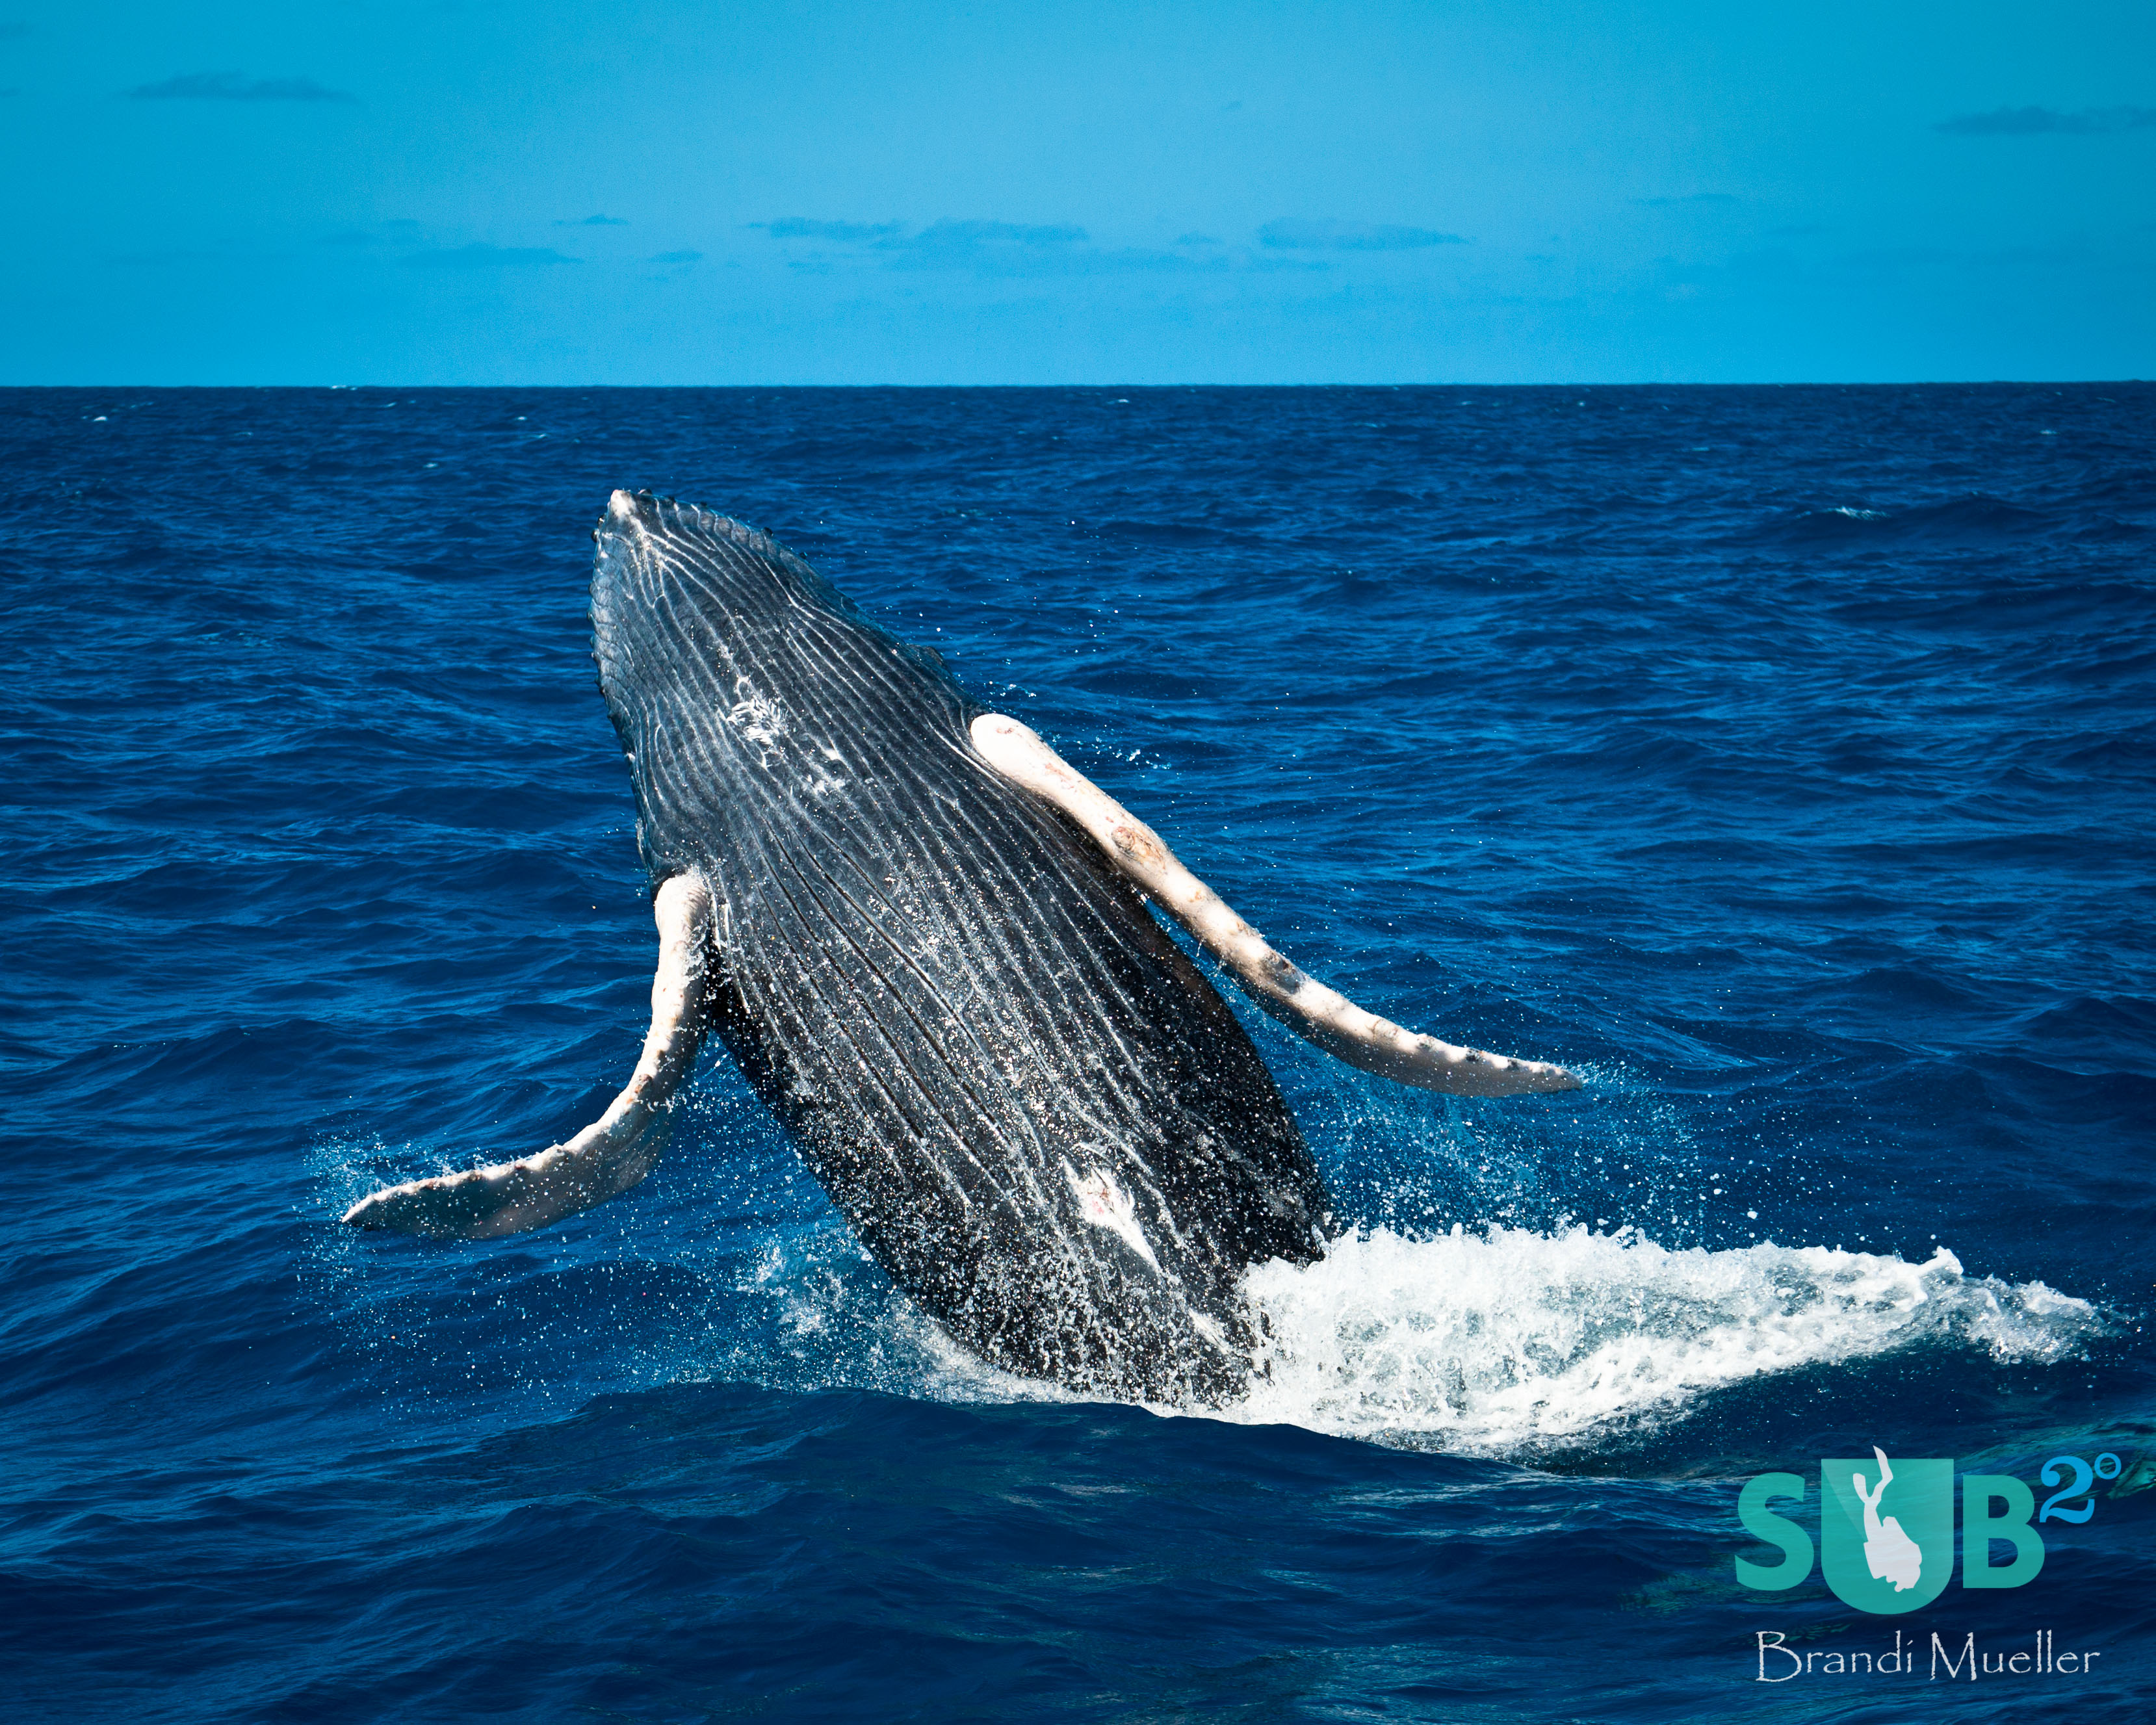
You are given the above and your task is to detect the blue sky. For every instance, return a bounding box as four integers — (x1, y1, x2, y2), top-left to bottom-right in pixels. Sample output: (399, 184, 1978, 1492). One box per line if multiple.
(2, 1, 2150, 383)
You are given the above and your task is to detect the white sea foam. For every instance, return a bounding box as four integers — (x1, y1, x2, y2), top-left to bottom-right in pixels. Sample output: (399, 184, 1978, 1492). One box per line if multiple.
(1220, 1225, 2099, 1454)
(718, 1212, 2107, 1454)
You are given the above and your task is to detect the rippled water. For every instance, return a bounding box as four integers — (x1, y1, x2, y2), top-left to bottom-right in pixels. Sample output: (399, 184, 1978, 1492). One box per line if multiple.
(5, 385, 2152, 1720)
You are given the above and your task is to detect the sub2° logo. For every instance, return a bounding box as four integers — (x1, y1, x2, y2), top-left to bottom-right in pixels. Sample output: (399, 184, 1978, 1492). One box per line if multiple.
(1737, 1445, 2054, 1613)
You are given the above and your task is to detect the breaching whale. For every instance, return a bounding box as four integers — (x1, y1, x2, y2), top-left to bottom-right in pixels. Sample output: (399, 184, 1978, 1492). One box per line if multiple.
(346, 492, 1578, 1402)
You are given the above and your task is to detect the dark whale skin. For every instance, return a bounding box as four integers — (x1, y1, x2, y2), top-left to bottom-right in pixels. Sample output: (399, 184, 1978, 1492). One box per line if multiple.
(591, 492, 1329, 1403)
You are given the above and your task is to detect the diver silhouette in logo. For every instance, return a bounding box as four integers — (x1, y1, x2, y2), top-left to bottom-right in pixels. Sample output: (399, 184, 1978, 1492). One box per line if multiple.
(1852, 1446, 1924, 1591)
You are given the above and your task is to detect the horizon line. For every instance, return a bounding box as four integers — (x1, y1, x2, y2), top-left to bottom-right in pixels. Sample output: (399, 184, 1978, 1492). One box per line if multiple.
(3, 378, 2149, 391)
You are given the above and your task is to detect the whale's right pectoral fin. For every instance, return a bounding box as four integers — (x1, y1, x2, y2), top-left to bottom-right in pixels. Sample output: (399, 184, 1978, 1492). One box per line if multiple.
(343, 872, 716, 1241)
(971, 714, 1581, 1099)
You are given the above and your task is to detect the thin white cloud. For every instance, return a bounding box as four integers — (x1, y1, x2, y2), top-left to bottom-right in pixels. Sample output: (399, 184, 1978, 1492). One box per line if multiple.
(753, 216, 1336, 276)
(878, 219, 1088, 263)
(753, 218, 906, 241)
(127, 71, 356, 103)
(404, 244, 578, 268)
(1257, 218, 1466, 250)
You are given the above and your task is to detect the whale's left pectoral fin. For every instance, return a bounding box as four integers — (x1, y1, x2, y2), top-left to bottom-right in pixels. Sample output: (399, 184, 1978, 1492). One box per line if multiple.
(343, 872, 717, 1240)
(970, 714, 1581, 1100)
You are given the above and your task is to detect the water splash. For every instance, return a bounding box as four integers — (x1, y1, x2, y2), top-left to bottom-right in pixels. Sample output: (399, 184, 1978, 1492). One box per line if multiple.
(311, 1122, 2104, 1459)
(1225, 1225, 2100, 1453)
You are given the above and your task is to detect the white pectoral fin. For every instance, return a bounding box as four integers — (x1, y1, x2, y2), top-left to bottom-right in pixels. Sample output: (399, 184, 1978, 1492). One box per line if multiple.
(970, 714, 1580, 1099)
(343, 872, 717, 1240)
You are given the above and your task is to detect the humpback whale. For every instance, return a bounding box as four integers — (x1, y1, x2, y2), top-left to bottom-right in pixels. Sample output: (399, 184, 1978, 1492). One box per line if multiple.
(346, 492, 1578, 1402)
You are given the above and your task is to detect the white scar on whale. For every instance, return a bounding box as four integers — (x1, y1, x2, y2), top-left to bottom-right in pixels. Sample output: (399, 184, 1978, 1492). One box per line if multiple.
(970, 714, 1579, 1098)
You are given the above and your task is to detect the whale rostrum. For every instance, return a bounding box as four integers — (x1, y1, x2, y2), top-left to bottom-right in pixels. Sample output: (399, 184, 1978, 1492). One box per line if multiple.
(341, 872, 715, 1238)
(969, 714, 1579, 1098)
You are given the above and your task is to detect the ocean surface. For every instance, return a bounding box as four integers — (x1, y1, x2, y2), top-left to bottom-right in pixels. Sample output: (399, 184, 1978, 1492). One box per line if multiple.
(3, 383, 2152, 1722)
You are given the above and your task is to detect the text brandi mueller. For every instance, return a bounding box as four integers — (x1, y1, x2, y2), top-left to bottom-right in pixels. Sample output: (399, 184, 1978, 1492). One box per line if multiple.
(1756, 1629, 2101, 1681)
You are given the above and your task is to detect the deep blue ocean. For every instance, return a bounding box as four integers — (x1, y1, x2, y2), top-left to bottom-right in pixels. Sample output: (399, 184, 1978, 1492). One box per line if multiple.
(4, 384, 2152, 1722)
